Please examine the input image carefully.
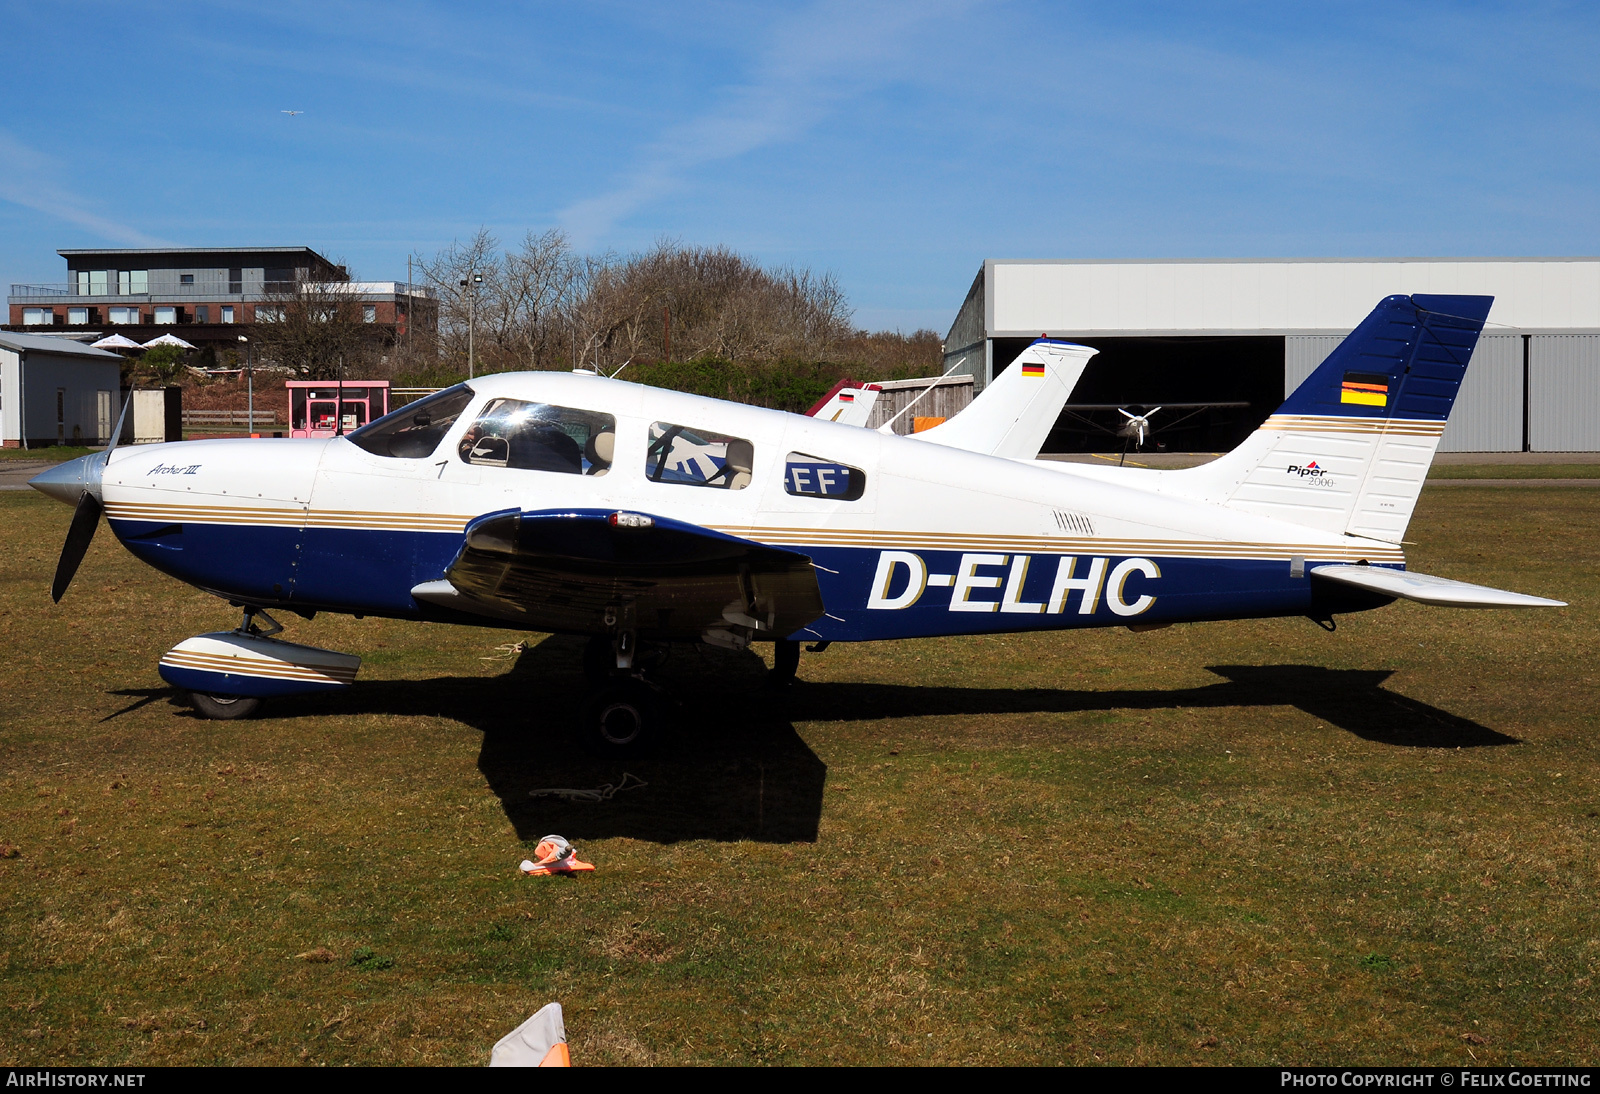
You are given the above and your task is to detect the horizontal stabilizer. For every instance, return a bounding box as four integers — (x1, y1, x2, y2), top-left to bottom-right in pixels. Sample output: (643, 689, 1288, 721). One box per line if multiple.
(1310, 565, 1566, 609)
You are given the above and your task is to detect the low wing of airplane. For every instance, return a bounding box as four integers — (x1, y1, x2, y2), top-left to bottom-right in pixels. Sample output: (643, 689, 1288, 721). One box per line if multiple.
(805, 379, 881, 427)
(411, 508, 825, 658)
(907, 339, 1097, 459)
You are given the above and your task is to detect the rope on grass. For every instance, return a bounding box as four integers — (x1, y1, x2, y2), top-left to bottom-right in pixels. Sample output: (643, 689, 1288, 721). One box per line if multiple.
(529, 772, 648, 803)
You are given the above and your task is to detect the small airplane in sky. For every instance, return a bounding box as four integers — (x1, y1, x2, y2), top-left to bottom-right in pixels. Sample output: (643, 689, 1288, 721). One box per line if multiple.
(281, 110, 302, 116)
(31, 293, 1564, 753)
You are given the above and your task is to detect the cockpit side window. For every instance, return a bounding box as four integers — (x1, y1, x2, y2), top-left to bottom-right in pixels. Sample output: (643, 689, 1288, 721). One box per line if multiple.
(347, 384, 474, 459)
(784, 453, 866, 500)
(645, 423, 753, 490)
(458, 399, 616, 476)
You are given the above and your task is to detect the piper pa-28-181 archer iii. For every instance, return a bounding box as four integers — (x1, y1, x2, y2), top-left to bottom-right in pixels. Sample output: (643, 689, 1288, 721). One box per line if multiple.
(31, 293, 1564, 752)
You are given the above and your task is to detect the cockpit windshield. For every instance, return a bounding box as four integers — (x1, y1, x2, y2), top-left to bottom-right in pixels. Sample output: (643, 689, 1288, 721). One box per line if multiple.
(347, 384, 475, 459)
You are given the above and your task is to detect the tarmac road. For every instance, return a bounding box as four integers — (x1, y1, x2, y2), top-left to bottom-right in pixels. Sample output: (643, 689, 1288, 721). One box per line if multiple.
(0, 461, 54, 491)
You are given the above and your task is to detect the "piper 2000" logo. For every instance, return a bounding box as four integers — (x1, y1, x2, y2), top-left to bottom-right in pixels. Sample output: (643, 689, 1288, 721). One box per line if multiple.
(865, 551, 1160, 616)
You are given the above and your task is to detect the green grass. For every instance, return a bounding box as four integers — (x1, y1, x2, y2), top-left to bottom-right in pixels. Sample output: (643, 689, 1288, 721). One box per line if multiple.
(0, 487, 1595, 1065)
(1428, 464, 1600, 479)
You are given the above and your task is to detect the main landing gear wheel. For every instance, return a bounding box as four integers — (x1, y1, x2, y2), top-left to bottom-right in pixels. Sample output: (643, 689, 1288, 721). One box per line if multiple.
(585, 678, 664, 756)
(188, 692, 263, 720)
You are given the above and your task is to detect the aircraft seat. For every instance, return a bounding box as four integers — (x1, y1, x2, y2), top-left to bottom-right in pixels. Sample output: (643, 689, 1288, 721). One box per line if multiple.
(586, 429, 614, 475)
(724, 438, 754, 490)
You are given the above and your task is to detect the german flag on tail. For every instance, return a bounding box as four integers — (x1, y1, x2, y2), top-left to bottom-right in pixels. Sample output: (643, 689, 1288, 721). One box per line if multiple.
(1340, 371, 1389, 407)
(1021, 362, 1045, 378)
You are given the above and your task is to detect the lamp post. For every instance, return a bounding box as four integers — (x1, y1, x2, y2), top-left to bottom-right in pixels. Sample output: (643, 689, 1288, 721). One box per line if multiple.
(458, 271, 482, 379)
(237, 334, 254, 438)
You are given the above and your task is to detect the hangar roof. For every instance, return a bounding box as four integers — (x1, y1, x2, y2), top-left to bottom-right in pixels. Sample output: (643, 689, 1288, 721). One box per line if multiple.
(982, 258, 1600, 335)
(0, 331, 124, 360)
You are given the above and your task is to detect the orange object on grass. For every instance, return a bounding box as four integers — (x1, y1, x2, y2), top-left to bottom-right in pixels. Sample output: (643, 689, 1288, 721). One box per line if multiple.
(520, 835, 594, 876)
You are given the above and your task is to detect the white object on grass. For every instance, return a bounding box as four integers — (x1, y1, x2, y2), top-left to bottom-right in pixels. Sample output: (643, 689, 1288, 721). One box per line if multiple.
(490, 1002, 569, 1067)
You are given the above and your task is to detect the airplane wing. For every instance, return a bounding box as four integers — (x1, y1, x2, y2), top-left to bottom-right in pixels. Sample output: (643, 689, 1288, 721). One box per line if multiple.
(411, 508, 825, 644)
(1310, 565, 1566, 608)
(908, 340, 1097, 459)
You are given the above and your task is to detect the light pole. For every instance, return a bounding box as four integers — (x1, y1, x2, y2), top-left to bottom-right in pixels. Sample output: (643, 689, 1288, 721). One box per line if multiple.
(238, 334, 254, 438)
(458, 271, 482, 379)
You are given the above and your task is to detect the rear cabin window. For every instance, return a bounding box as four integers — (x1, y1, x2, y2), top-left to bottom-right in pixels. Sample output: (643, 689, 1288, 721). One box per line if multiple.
(645, 423, 753, 490)
(784, 453, 866, 500)
(348, 384, 474, 459)
(458, 399, 615, 475)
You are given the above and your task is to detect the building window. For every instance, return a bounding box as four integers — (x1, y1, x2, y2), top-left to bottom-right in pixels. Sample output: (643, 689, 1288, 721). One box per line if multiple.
(363, 305, 377, 323)
(118, 270, 148, 295)
(228, 268, 242, 294)
(221, 306, 235, 324)
(195, 306, 209, 323)
(155, 306, 177, 325)
(22, 308, 54, 326)
(256, 305, 284, 323)
(75, 271, 108, 295)
(110, 306, 140, 325)
(180, 274, 194, 285)
(68, 307, 89, 325)
(264, 268, 293, 291)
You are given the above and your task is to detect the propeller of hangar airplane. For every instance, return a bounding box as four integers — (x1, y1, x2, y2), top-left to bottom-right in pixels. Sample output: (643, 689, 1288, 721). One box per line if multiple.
(1117, 406, 1162, 447)
(41, 396, 131, 602)
(1057, 401, 1251, 465)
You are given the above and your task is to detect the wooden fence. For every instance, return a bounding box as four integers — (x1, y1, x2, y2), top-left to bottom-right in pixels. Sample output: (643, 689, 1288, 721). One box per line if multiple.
(865, 375, 974, 434)
(181, 410, 279, 429)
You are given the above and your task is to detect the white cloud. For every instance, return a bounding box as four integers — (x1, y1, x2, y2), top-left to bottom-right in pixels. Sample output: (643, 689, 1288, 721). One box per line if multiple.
(0, 131, 170, 247)
(559, 0, 967, 245)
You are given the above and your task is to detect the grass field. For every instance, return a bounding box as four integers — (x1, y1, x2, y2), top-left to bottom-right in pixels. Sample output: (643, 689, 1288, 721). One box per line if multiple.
(0, 486, 1595, 1066)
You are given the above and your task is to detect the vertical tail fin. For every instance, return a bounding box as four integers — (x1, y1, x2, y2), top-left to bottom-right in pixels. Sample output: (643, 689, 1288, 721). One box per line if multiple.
(805, 379, 882, 427)
(1173, 294, 1492, 543)
(911, 339, 1097, 459)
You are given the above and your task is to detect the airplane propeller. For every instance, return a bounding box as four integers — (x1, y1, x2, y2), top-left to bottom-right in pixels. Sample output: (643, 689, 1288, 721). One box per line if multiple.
(52, 491, 105, 603)
(39, 395, 131, 603)
(1117, 406, 1162, 448)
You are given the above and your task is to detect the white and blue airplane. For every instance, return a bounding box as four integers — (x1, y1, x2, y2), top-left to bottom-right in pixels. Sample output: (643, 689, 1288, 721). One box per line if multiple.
(31, 293, 1564, 752)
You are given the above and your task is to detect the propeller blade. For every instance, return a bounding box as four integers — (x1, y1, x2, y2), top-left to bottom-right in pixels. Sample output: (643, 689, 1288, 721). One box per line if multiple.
(52, 492, 103, 603)
(1117, 408, 1136, 420)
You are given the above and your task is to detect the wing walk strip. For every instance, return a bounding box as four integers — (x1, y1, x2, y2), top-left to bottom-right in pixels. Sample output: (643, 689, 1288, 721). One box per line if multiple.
(159, 650, 358, 684)
(717, 526, 1406, 564)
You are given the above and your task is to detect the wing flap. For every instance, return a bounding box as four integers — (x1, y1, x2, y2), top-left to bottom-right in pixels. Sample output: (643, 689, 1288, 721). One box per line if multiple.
(422, 508, 825, 639)
(1310, 564, 1566, 609)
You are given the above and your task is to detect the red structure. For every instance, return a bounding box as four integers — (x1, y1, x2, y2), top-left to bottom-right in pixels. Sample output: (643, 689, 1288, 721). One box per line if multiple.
(287, 380, 390, 438)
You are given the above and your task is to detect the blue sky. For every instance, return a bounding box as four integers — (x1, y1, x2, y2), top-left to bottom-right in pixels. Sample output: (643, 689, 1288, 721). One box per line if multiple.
(2, 1, 1597, 332)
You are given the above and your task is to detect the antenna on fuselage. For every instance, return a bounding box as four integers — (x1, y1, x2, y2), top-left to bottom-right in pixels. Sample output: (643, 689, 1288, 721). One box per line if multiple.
(877, 356, 968, 435)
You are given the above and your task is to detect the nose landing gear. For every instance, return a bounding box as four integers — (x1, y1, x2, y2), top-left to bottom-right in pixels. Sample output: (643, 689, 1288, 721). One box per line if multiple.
(158, 607, 362, 720)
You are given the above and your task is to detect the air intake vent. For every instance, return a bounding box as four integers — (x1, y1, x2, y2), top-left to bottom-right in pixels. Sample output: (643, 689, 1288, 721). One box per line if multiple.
(1053, 510, 1094, 536)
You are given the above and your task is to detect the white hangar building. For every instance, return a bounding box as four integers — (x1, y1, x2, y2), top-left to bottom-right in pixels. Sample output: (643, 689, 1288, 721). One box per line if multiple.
(941, 258, 1600, 453)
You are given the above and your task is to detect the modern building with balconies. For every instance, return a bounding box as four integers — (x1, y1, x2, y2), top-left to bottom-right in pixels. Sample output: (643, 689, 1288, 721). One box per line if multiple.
(6, 246, 435, 354)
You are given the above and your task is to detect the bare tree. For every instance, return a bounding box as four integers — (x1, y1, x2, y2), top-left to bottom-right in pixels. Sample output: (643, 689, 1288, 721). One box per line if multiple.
(252, 265, 381, 380)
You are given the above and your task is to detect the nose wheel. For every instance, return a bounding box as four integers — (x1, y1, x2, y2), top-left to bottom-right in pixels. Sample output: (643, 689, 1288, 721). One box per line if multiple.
(189, 692, 263, 720)
(585, 677, 665, 756)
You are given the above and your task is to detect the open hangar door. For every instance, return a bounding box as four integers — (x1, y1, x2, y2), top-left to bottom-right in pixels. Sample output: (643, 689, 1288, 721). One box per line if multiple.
(990, 335, 1286, 454)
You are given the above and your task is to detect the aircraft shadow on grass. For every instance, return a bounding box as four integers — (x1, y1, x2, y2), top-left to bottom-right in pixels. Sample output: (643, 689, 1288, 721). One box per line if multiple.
(108, 642, 1516, 846)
